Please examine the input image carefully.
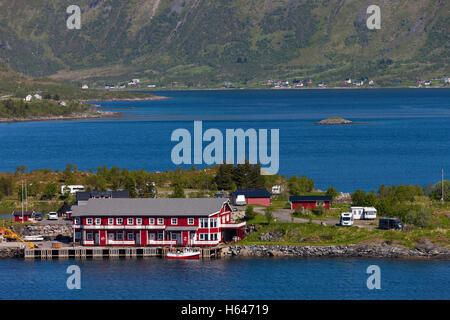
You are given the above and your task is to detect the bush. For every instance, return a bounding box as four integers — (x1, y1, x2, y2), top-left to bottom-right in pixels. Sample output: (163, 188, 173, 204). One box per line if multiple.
(403, 207, 433, 228)
(244, 206, 256, 221)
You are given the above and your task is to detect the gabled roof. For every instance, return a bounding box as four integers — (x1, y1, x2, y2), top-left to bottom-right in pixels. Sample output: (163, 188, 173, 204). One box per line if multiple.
(71, 198, 229, 217)
(76, 190, 130, 202)
(13, 211, 35, 216)
(289, 195, 332, 202)
(231, 188, 271, 198)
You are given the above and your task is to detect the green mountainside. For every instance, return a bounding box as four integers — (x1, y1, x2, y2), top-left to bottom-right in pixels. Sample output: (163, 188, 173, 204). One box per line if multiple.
(0, 0, 448, 87)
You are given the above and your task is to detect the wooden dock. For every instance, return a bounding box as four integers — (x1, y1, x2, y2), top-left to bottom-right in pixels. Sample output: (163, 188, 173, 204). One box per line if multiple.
(24, 246, 220, 260)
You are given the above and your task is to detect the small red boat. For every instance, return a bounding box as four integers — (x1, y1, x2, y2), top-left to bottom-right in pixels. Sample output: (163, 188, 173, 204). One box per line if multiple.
(167, 248, 201, 259)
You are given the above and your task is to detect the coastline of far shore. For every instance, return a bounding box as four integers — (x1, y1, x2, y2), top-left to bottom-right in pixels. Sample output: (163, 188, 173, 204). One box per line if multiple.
(0, 110, 121, 124)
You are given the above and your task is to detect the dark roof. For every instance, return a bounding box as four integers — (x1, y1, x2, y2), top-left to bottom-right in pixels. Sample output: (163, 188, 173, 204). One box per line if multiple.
(71, 198, 229, 217)
(289, 195, 332, 202)
(12, 211, 35, 216)
(76, 190, 130, 202)
(231, 188, 271, 198)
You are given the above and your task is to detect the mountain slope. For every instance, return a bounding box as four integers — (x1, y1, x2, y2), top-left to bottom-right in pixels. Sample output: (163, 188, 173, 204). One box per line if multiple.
(0, 0, 448, 86)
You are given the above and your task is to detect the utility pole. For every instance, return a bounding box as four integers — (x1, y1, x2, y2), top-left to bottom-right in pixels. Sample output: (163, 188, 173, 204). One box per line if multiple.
(441, 168, 445, 203)
(21, 180, 24, 224)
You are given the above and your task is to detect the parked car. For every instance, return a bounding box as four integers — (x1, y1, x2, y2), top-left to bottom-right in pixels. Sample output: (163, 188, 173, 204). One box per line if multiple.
(34, 213, 43, 221)
(378, 217, 403, 230)
(340, 212, 353, 226)
(47, 212, 58, 220)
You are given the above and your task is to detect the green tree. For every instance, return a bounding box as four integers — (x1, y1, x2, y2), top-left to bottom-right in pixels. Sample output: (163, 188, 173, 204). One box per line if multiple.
(288, 174, 314, 195)
(428, 180, 450, 201)
(170, 184, 185, 198)
(264, 206, 274, 224)
(244, 205, 256, 221)
(326, 186, 339, 199)
(42, 183, 58, 199)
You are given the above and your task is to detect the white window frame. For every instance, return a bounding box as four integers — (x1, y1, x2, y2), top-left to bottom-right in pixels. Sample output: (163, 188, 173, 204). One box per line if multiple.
(127, 218, 134, 225)
(149, 218, 155, 225)
(171, 233, 178, 240)
(74, 218, 80, 225)
(127, 233, 134, 240)
(116, 218, 123, 225)
(136, 218, 142, 225)
(108, 218, 114, 225)
(171, 218, 178, 225)
(95, 218, 101, 225)
(209, 218, 217, 228)
(86, 233, 93, 240)
(157, 232, 163, 240)
(157, 218, 164, 225)
(86, 218, 93, 225)
(188, 218, 194, 225)
(117, 232, 123, 241)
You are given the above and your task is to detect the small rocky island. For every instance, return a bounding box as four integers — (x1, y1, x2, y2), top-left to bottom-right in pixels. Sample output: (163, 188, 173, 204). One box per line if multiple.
(316, 117, 353, 125)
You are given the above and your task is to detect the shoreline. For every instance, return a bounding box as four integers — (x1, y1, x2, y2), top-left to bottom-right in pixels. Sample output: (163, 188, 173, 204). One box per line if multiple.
(83, 95, 170, 103)
(2, 243, 449, 260)
(0, 110, 120, 124)
(221, 243, 450, 260)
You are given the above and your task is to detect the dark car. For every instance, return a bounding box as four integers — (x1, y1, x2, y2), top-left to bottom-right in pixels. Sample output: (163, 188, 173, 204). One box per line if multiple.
(34, 213, 43, 221)
(379, 217, 403, 230)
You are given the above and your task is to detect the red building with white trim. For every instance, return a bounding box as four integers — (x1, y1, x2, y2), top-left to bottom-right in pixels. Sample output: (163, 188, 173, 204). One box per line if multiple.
(71, 198, 246, 247)
(289, 196, 332, 210)
(230, 189, 272, 206)
(13, 211, 35, 222)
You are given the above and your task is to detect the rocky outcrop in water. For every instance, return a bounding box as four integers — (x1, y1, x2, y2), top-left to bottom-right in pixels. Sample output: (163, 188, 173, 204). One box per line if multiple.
(0, 248, 23, 258)
(220, 242, 450, 260)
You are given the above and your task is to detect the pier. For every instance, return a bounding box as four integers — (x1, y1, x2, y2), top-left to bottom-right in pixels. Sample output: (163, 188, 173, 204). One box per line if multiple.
(24, 246, 220, 260)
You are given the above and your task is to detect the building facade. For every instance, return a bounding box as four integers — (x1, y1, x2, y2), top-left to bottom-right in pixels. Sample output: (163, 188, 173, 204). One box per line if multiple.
(230, 188, 272, 206)
(289, 196, 332, 210)
(71, 198, 246, 247)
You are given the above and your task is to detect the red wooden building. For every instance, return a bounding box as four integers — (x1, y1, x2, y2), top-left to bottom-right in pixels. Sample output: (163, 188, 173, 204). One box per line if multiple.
(230, 189, 272, 206)
(71, 198, 246, 247)
(289, 196, 332, 210)
(13, 211, 35, 222)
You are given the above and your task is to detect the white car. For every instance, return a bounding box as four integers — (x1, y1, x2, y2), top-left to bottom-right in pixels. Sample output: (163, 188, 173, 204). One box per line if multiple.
(47, 212, 58, 220)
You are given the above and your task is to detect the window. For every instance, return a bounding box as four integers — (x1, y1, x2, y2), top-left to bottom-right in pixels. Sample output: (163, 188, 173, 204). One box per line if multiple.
(108, 233, 114, 240)
(188, 218, 194, 225)
(95, 218, 101, 225)
(74, 218, 80, 225)
(200, 218, 208, 228)
(116, 233, 123, 241)
(86, 218, 93, 225)
(75, 232, 80, 239)
(108, 218, 114, 225)
(157, 233, 163, 240)
(171, 233, 178, 240)
(210, 218, 217, 228)
(127, 218, 134, 225)
(157, 218, 164, 225)
(226, 215, 230, 222)
(136, 218, 142, 225)
(149, 218, 155, 225)
(127, 233, 134, 240)
(86, 233, 93, 240)
(222, 216, 225, 224)
(116, 218, 123, 225)
(171, 218, 178, 225)
(199, 233, 209, 241)
(211, 233, 218, 241)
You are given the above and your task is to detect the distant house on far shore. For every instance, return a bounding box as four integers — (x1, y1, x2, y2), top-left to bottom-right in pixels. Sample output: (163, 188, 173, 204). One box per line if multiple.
(34, 94, 42, 100)
(24, 94, 33, 101)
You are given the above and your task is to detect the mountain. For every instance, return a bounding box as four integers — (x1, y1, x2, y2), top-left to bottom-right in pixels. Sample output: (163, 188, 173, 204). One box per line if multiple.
(0, 0, 448, 87)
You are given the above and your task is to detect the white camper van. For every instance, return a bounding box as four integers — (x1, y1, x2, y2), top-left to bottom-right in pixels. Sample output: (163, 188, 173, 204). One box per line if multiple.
(351, 206, 364, 219)
(234, 195, 247, 206)
(340, 212, 354, 226)
(363, 207, 377, 220)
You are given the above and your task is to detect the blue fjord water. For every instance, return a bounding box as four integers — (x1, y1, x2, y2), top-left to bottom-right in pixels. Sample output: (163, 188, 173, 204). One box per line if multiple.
(0, 257, 449, 300)
(0, 89, 449, 300)
(0, 89, 449, 192)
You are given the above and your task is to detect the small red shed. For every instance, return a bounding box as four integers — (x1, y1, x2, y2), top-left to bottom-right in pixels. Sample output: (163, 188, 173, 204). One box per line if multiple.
(289, 196, 332, 210)
(231, 189, 272, 206)
(13, 211, 35, 222)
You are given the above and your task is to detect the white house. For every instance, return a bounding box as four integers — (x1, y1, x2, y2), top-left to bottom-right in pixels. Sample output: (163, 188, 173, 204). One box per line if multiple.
(34, 94, 42, 100)
(81, 84, 89, 89)
(24, 95, 33, 101)
(61, 185, 85, 194)
(59, 101, 67, 106)
(344, 78, 352, 84)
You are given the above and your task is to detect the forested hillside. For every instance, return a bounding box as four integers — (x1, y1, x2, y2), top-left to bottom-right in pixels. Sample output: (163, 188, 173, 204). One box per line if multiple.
(0, 0, 448, 86)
